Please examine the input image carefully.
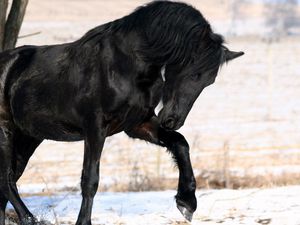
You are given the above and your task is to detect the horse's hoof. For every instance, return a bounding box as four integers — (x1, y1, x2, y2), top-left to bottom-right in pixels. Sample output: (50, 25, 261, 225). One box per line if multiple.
(177, 204, 193, 222)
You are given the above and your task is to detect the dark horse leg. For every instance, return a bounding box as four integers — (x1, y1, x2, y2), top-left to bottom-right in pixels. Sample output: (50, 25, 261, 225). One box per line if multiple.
(0, 193, 6, 225)
(76, 119, 105, 225)
(126, 116, 197, 221)
(0, 126, 42, 225)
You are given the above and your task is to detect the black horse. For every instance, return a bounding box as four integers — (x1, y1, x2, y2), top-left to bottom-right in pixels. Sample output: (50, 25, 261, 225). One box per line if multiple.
(0, 1, 243, 224)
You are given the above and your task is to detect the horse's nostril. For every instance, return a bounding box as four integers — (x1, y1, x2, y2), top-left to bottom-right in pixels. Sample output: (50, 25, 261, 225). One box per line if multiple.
(163, 117, 176, 130)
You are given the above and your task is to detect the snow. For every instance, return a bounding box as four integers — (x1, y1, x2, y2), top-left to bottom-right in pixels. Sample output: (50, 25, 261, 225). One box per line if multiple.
(7, 186, 300, 225)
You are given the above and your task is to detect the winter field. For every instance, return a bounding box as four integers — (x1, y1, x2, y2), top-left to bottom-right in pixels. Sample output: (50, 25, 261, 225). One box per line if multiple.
(4, 0, 300, 224)
(6, 186, 300, 225)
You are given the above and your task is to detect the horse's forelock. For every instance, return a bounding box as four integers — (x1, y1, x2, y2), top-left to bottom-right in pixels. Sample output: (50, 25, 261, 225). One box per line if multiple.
(187, 28, 225, 75)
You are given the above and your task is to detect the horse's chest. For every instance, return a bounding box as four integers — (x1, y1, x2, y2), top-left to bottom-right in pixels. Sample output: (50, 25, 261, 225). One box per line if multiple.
(125, 91, 154, 121)
(106, 88, 160, 135)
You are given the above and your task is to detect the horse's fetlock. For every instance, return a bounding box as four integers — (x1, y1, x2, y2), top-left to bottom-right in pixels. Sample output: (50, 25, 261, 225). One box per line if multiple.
(175, 192, 197, 213)
(189, 180, 196, 192)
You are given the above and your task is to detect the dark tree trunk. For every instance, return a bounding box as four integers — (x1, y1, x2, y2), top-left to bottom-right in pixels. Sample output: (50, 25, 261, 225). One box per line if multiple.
(0, 0, 28, 52)
(0, 0, 8, 51)
(3, 0, 28, 50)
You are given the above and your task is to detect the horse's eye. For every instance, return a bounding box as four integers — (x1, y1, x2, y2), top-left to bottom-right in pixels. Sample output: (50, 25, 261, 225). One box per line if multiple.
(191, 73, 201, 80)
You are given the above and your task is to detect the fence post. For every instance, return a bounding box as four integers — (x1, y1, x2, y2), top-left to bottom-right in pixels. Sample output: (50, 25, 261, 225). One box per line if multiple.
(223, 140, 231, 188)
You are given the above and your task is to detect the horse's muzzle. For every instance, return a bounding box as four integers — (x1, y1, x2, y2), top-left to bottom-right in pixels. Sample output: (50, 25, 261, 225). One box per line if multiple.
(162, 117, 176, 130)
(160, 115, 183, 130)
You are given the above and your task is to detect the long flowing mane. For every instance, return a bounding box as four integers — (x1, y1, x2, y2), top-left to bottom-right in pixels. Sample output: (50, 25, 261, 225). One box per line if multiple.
(78, 1, 225, 67)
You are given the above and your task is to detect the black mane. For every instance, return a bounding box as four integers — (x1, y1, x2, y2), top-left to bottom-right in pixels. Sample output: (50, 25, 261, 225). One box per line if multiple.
(79, 1, 225, 67)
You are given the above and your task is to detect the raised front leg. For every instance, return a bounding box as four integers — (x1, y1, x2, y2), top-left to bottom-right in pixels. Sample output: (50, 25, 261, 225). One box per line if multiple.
(162, 130, 196, 221)
(126, 117, 197, 221)
(76, 121, 105, 225)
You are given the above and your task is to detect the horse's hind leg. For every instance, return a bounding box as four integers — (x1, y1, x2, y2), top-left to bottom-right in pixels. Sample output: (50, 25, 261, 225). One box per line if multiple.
(0, 125, 12, 225)
(0, 126, 41, 225)
(12, 130, 42, 181)
(0, 193, 7, 225)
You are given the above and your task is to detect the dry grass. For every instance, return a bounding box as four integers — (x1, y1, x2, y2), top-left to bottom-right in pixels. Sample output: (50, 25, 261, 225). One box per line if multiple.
(5, 210, 18, 225)
(196, 172, 300, 190)
(5, 210, 53, 225)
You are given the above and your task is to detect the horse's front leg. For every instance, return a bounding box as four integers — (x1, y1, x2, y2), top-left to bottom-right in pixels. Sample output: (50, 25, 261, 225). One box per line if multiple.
(126, 117, 196, 221)
(76, 121, 105, 225)
(162, 130, 196, 221)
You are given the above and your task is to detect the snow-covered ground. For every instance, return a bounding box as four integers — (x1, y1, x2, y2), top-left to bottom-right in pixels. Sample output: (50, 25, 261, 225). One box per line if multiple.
(6, 186, 300, 225)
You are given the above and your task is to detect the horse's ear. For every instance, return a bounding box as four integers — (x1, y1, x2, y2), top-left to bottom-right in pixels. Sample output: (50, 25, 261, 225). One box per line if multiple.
(224, 49, 244, 62)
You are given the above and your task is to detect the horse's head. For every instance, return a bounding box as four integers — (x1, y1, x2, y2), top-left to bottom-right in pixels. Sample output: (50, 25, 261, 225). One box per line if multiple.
(157, 33, 244, 131)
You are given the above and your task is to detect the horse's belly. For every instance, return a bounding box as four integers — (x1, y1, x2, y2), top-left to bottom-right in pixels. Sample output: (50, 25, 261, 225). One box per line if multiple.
(10, 96, 83, 141)
(9, 76, 84, 141)
(17, 115, 83, 141)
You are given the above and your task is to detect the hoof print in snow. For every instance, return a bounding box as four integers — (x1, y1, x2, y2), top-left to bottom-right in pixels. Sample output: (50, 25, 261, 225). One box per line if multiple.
(256, 218, 272, 224)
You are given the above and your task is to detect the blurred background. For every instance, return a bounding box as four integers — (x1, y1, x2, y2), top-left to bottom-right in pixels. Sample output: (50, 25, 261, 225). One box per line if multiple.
(3, 0, 300, 195)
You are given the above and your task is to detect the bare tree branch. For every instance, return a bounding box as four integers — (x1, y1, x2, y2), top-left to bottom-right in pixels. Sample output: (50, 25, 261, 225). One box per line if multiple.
(0, 0, 8, 51)
(18, 31, 41, 39)
(3, 0, 29, 50)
